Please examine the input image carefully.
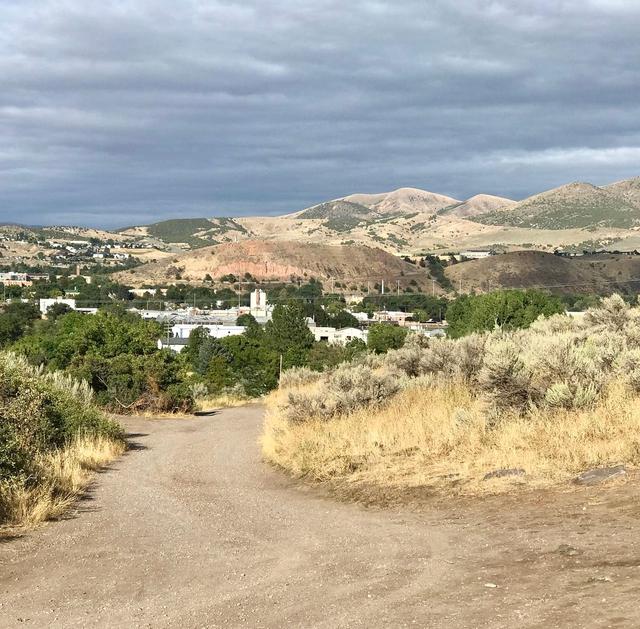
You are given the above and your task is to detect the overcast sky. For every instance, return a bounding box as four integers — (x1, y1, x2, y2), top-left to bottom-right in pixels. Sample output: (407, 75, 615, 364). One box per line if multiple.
(1, 0, 639, 227)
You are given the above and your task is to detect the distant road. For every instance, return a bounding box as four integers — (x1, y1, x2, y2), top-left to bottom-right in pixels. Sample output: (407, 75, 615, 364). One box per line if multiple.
(2, 406, 639, 628)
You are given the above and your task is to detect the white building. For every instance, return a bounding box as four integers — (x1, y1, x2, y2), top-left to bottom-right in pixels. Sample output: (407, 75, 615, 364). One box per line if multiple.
(311, 326, 368, 345)
(373, 310, 414, 324)
(158, 323, 246, 352)
(348, 311, 370, 323)
(39, 297, 77, 315)
(460, 250, 492, 260)
(170, 323, 245, 340)
(250, 289, 271, 318)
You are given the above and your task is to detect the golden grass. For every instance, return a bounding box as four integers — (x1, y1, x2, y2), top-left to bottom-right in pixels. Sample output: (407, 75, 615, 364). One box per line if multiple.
(195, 393, 256, 410)
(0, 434, 125, 530)
(262, 379, 640, 497)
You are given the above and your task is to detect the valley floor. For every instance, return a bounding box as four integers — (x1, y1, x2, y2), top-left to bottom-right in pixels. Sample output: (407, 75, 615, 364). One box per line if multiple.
(1, 406, 639, 628)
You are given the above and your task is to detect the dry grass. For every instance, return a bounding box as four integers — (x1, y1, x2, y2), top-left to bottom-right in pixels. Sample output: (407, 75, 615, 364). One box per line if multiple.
(195, 393, 255, 410)
(0, 435, 125, 531)
(263, 378, 640, 497)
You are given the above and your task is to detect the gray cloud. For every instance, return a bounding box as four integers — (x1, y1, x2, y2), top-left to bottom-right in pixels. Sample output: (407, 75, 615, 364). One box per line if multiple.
(0, 0, 639, 227)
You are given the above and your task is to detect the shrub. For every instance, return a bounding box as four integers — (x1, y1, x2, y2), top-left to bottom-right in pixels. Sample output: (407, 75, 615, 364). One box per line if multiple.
(478, 338, 531, 411)
(0, 351, 123, 524)
(282, 364, 402, 423)
(367, 323, 408, 353)
(279, 366, 322, 388)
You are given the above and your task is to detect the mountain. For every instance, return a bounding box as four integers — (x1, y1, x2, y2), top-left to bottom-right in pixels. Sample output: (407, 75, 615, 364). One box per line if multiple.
(475, 182, 640, 229)
(439, 194, 516, 219)
(445, 250, 640, 294)
(11, 177, 640, 268)
(604, 177, 640, 209)
(115, 239, 441, 290)
(343, 187, 459, 215)
(296, 187, 458, 221)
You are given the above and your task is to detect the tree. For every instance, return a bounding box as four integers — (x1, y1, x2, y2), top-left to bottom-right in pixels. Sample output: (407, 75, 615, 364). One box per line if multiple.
(264, 303, 314, 367)
(446, 289, 565, 339)
(236, 313, 259, 328)
(367, 323, 408, 354)
(0, 302, 41, 347)
(46, 302, 73, 321)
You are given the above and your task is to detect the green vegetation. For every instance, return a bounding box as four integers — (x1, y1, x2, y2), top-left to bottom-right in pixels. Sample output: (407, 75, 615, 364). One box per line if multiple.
(367, 323, 408, 353)
(146, 218, 215, 248)
(299, 200, 369, 221)
(0, 352, 123, 525)
(421, 255, 453, 291)
(0, 302, 40, 346)
(183, 303, 365, 398)
(476, 188, 640, 230)
(14, 307, 193, 413)
(446, 289, 564, 338)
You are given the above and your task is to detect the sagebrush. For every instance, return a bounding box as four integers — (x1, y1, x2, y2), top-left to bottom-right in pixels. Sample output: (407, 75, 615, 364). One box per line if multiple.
(264, 295, 640, 495)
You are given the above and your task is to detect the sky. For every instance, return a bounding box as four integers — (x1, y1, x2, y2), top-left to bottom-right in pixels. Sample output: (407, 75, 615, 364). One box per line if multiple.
(1, 0, 639, 228)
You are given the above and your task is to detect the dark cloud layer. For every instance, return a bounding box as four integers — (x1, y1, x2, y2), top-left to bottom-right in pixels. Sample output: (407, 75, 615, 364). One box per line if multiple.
(1, 0, 639, 227)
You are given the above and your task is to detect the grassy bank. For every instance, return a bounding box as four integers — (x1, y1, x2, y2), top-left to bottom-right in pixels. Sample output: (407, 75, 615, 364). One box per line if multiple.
(263, 295, 640, 498)
(0, 353, 124, 528)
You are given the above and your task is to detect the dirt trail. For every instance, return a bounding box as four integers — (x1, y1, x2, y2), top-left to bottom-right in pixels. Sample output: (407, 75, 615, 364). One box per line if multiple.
(2, 405, 640, 628)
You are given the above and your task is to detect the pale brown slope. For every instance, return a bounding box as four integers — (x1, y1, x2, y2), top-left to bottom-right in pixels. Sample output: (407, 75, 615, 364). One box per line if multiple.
(445, 251, 640, 294)
(604, 177, 640, 209)
(344, 187, 459, 214)
(116, 240, 440, 290)
(440, 194, 516, 219)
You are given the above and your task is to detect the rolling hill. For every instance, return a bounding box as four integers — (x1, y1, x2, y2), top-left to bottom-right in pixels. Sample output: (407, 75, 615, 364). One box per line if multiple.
(342, 187, 459, 215)
(604, 177, 640, 209)
(445, 250, 640, 294)
(439, 194, 516, 219)
(115, 239, 441, 291)
(475, 181, 640, 229)
(118, 217, 248, 248)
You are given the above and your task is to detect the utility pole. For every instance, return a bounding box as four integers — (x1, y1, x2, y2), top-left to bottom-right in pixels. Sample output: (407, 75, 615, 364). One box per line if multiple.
(396, 279, 400, 296)
(381, 279, 385, 295)
(432, 278, 435, 296)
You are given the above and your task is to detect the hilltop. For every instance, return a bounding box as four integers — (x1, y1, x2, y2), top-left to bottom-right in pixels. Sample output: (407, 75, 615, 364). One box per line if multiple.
(439, 194, 516, 219)
(475, 181, 640, 229)
(115, 239, 440, 291)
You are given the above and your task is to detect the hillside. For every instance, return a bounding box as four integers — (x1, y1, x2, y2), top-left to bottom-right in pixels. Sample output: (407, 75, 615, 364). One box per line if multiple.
(476, 182, 640, 229)
(445, 250, 640, 294)
(115, 240, 441, 291)
(293, 187, 459, 234)
(439, 194, 515, 218)
(343, 187, 459, 215)
(604, 177, 640, 209)
(118, 217, 248, 248)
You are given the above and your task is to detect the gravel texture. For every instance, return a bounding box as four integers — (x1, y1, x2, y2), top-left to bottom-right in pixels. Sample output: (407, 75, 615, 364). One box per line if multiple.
(2, 405, 640, 628)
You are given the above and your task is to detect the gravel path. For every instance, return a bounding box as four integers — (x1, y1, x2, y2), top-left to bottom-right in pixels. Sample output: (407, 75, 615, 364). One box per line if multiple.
(2, 405, 640, 628)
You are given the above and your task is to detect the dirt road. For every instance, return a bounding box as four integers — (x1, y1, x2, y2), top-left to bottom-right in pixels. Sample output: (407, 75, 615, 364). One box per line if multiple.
(2, 405, 640, 628)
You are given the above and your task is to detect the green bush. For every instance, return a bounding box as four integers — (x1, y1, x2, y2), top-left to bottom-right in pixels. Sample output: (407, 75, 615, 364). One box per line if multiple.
(0, 352, 122, 481)
(367, 323, 408, 354)
(13, 308, 193, 413)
